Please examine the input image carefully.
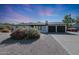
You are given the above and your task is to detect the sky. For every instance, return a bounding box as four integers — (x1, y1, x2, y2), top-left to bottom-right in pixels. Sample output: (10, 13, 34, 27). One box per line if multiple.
(0, 4, 79, 24)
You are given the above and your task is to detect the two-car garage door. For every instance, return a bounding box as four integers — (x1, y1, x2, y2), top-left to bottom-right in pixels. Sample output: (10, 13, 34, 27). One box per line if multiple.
(57, 26, 65, 32)
(48, 26, 56, 32)
(48, 26, 65, 32)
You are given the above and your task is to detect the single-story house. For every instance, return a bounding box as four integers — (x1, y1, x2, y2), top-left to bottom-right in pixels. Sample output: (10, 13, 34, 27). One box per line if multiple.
(12, 21, 67, 33)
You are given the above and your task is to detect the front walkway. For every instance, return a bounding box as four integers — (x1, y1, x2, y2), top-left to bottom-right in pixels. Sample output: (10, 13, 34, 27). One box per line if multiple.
(0, 33, 69, 55)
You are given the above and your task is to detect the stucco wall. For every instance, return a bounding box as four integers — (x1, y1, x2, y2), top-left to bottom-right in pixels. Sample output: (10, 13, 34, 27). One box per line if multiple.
(12, 25, 66, 33)
(39, 26, 48, 33)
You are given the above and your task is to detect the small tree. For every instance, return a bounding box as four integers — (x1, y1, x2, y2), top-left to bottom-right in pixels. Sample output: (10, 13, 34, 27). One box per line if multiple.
(63, 14, 75, 29)
(75, 17, 79, 24)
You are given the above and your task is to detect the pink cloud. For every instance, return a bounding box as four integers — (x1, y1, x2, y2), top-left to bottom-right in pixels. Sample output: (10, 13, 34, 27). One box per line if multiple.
(38, 8, 53, 16)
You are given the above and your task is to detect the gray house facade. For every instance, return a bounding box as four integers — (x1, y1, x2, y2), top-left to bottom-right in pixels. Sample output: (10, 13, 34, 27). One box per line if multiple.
(12, 22, 67, 33)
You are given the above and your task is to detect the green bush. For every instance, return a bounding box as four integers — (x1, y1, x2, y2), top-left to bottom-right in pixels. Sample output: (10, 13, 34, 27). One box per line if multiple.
(10, 27, 40, 40)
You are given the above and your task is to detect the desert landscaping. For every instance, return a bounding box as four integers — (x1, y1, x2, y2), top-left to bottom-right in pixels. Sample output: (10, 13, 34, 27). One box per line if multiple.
(0, 29, 79, 55)
(0, 32, 69, 55)
(0, 4, 79, 55)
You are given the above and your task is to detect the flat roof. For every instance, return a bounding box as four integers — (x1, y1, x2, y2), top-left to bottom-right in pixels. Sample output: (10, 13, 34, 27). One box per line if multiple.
(0, 22, 65, 26)
(16, 22, 65, 26)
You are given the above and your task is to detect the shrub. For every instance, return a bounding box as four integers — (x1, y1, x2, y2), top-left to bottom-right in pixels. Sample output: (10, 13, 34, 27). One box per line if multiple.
(0, 25, 12, 33)
(1, 28, 10, 33)
(25, 28, 40, 39)
(10, 27, 40, 40)
(0, 27, 3, 32)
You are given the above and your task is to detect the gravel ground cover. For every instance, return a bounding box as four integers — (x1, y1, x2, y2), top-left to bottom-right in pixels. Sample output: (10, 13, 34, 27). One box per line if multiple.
(0, 33, 69, 55)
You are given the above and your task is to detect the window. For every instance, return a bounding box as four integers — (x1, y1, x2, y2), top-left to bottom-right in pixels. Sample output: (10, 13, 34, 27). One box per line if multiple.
(39, 26, 42, 30)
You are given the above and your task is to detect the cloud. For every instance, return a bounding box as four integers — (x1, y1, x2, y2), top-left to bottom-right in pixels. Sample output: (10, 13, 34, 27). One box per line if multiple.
(11, 12, 32, 23)
(0, 5, 32, 23)
(20, 5, 33, 12)
(38, 7, 53, 16)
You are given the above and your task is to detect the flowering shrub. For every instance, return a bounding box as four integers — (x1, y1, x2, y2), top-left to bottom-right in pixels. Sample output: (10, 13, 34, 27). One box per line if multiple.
(10, 27, 40, 40)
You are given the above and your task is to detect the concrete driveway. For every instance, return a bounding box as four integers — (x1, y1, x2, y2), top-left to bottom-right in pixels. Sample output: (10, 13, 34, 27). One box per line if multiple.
(0, 33, 69, 55)
(51, 32, 79, 55)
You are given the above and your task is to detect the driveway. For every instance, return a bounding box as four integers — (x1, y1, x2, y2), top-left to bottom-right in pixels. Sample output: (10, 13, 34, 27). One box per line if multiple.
(0, 33, 69, 55)
(51, 32, 79, 55)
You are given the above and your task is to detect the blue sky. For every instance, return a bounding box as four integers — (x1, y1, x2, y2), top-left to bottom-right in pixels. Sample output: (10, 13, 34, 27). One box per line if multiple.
(0, 4, 79, 24)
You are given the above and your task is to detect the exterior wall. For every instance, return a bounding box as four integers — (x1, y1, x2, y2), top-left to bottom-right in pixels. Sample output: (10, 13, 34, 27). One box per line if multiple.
(33, 26, 48, 33)
(12, 25, 66, 33)
(39, 26, 48, 33)
(12, 25, 48, 33)
(56, 25, 57, 32)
